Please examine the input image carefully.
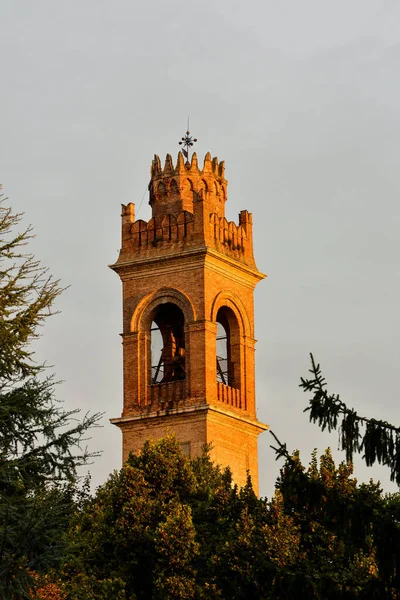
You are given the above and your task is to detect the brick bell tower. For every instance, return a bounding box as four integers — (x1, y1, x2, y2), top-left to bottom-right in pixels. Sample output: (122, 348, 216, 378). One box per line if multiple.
(110, 141, 267, 493)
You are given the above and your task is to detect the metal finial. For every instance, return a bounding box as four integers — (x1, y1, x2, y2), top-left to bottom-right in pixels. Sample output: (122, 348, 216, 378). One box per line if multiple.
(178, 122, 197, 161)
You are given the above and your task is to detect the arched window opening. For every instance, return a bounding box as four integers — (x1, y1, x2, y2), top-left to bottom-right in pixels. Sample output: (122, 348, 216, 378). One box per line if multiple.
(216, 308, 236, 387)
(150, 303, 185, 384)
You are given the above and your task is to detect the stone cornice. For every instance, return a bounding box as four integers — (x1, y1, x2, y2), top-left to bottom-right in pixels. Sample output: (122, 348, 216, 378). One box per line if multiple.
(110, 402, 269, 433)
(109, 246, 266, 285)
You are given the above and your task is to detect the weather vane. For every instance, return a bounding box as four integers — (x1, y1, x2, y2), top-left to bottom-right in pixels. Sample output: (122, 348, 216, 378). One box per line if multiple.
(178, 118, 197, 161)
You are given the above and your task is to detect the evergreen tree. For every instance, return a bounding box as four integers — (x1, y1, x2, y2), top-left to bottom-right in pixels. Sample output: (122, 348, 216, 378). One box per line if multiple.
(0, 193, 101, 599)
(301, 354, 400, 485)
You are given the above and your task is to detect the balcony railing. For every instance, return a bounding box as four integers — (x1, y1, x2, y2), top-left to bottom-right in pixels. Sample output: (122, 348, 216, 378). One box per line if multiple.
(216, 381, 242, 409)
(150, 379, 185, 407)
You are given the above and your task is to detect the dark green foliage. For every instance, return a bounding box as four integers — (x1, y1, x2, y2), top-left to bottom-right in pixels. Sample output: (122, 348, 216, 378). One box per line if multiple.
(64, 438, 200, 599)
(301, 353, 400, 485)
(64, 437, 275, 598)
(275, 448, 382, 597)
(0, 196, 102, 598)
(271, 433, 400, 598)
(63, 436, 397, 599)
(372, 493, 400, 597)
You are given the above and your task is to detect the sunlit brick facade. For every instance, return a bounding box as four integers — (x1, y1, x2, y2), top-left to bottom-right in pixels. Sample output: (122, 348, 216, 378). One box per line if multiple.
(110, 150, 267, 492)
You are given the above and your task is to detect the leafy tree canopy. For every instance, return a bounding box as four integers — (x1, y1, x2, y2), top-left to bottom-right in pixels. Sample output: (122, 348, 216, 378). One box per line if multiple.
(59, 436, 398, 599)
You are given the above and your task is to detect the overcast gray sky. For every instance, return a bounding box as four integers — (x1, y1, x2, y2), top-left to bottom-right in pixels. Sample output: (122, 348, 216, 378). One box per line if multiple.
(1, 0, 400, 497)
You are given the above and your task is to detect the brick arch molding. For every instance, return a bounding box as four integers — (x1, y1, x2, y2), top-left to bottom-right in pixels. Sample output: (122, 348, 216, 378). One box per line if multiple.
(210, 291, 251, 338)
(130, 288, 196, 332)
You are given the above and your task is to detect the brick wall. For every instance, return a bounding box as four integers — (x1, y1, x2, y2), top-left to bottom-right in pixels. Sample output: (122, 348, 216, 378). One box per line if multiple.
(110, 151, 268, 494)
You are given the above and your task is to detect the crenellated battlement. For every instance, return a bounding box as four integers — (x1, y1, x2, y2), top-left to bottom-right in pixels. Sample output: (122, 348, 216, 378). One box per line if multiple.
(150, 151, 226, 179)
(118, 204, 255, 266)
(149, 151, 227, 220)
(116, 152, 258, 269)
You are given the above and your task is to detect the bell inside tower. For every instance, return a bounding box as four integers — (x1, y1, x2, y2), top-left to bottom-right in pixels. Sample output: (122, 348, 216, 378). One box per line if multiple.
(216, 307, 235, 388)
(150, 303, 186, 384)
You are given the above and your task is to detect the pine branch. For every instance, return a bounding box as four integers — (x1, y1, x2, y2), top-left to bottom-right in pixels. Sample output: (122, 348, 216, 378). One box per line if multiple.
(301, 353, 400, 485)
(269, 430, 292, 463)
(0, 197, 63, 383)
(0, 194, 102, 595)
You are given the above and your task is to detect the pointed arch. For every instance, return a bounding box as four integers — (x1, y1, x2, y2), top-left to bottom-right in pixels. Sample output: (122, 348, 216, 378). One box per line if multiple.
(157, 181, 167, 195)
(170, 178, 179, 195)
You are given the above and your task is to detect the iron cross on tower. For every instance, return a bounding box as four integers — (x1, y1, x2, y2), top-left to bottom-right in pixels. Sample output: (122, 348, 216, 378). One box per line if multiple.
(178, 121, 197, 161)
